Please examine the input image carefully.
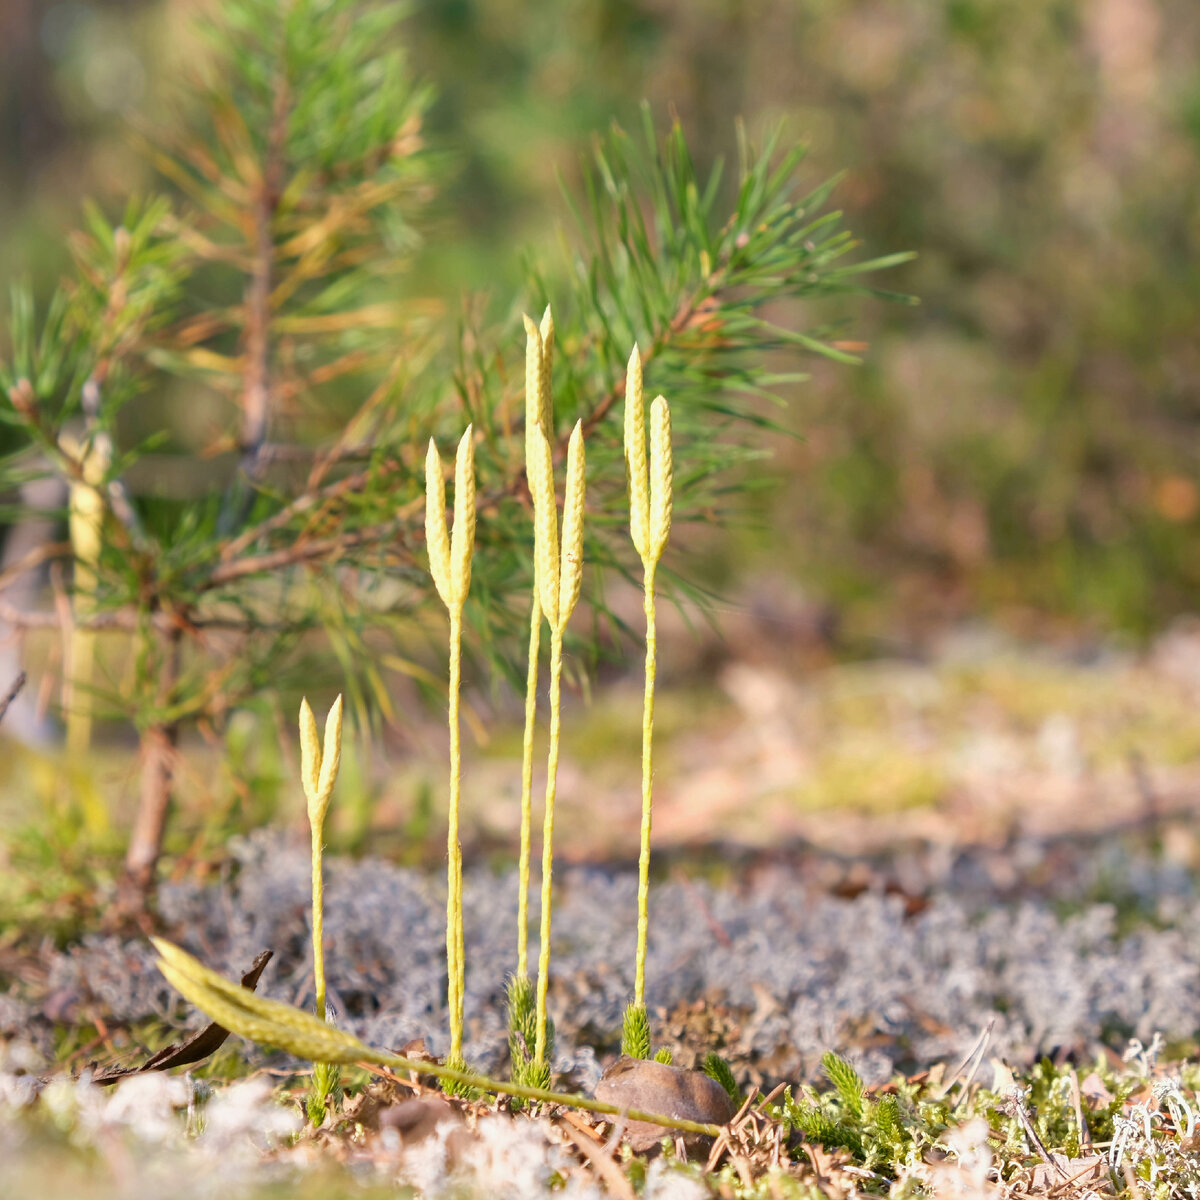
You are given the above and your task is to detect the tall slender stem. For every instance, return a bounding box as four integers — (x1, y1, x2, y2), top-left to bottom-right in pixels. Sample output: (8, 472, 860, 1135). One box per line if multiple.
(311, 828, 326, 1020)
(517, 589, 541, 979)
(634, 562, 658, 1009)
(534, 627, 564, 1069)
(447, 608, 465, 1062)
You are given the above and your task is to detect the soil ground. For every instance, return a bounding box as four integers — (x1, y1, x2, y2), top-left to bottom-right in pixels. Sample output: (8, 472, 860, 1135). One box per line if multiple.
(6, 616, 1200, 1196)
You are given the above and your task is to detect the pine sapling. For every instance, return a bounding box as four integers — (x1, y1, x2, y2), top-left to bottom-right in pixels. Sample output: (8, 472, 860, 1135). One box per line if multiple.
(299, 693, 344, 1125)
(529, 412, 587, 1084)
(508, 309, 553, 1085)
(620, 344, 673, 1058)
(425, 428, 477, 1081)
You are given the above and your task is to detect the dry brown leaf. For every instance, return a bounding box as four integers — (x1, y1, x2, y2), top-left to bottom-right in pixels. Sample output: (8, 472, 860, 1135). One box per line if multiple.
(92, 950, 272, 1085)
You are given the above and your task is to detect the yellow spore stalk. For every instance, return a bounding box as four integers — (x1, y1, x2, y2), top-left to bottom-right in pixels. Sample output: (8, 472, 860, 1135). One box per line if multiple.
(623, 345, 673, 1048)
(299, 693, 343, 1123)
(425, 427, 476, 1068)
(299, 694, 344, 1022)
(530, 418, 586, 1074)
(518, 307, 554, 982)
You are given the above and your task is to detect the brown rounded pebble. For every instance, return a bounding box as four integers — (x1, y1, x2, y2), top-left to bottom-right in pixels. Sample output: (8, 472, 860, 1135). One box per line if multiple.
(593, 1055, 734, 1152)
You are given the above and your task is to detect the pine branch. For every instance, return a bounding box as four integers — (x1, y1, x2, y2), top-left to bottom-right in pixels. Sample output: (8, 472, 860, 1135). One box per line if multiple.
(0, 0, 909, 887)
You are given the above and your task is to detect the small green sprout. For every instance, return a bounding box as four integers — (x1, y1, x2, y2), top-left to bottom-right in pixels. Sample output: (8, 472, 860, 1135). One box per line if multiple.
(298, 692, 344, 1124)
(425, 427, 477, 1079)
(702, 1052, 742, 1108)
(620, 344, 673, 1057)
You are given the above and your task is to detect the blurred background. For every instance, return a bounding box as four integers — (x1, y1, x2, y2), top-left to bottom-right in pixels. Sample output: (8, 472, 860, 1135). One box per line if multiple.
(5, 0, 1200, 880)
(6, 0, 1200, 642)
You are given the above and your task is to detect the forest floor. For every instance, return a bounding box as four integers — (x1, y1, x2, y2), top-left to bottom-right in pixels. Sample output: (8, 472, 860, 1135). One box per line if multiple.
(6, 613, 1200, 1197)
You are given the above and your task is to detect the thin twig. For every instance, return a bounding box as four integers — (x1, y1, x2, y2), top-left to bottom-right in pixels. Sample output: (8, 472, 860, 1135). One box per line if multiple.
(218, 457, 409, 562)
(937, 1017, 994, 1107)
(1068, 1066, 1090, 1150)
(1004, 1088, 1068, 1176)
(556, 1116, 638, 1200)
(0, 541, 73, 596)
(0, 671, 26, 726)
(0, 599, 291, 634)
(205, 522, 417, 589)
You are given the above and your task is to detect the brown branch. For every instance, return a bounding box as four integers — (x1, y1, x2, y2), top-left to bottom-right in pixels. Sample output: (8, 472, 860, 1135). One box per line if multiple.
(122, 624, 183, 899)
(210, 278, 715, 582)
(0, 672, 26, 727)
(233, 58, 290, 495)
(217, 456, 410, 562)
(205, 522, 417, 590)
(0, 598, 288, 634)
(583, 278, 718, 443)
(307, 351, 409, 491)
(0, 540, 73, 596)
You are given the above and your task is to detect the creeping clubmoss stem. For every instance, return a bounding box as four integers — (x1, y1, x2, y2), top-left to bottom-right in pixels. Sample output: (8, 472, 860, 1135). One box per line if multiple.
(154, 937, 725, 1139)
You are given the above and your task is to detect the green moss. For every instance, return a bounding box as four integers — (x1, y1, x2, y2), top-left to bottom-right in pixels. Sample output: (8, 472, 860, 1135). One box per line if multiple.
(795, 741, 947, 814)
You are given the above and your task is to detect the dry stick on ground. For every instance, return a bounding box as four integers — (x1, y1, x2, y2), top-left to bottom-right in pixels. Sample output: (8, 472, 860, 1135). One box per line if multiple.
(554, 1115, 638, 1200)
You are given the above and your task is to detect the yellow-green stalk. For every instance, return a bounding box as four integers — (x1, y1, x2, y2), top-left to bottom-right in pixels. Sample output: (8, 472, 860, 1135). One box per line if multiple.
(529, 417, 586, 1080)
(425, 427, 476, 1075)
(620, 345, 673, 1059)
(509, 309, 554, 1081)
(518, 306, 553, 979)
(299, 693, 344, 1123)
(152, 938, 724, 1139)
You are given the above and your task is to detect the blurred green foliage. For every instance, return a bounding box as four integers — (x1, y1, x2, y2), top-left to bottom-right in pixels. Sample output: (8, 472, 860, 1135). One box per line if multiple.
(5, 0, 1200, 637)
